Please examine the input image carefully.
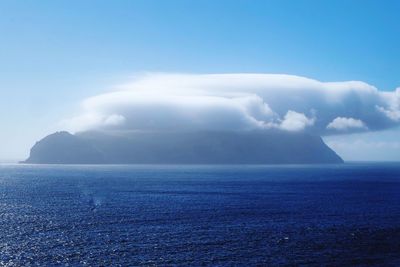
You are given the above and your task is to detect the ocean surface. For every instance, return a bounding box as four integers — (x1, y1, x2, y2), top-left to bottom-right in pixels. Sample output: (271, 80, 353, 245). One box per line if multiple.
(0, 163, 399, 266)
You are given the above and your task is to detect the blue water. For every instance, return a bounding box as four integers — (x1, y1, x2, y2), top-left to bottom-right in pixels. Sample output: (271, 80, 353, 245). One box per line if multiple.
(0, 163, 399, 266)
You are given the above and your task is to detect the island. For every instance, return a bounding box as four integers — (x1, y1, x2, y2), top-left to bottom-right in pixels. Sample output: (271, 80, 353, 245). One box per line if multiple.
(22, 130, 343, 164)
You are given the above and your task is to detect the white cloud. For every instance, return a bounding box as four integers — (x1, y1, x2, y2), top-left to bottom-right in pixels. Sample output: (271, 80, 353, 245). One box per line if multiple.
(327, 117, 366, 131)
(376, 88, 400, 122)
(278, 110, 315, 132)
(62, 73, 400, 135)
(376, 106, 400, 122)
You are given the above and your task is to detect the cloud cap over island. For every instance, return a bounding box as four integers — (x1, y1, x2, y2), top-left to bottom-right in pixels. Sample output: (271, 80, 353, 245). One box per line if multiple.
(63, 73, 400, 136)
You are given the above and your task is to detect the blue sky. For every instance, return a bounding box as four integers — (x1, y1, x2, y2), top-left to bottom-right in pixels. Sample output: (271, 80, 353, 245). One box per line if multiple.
(0, 0, 399, 161)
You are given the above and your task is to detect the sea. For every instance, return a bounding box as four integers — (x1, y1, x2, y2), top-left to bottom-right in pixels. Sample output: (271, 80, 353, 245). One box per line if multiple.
(0, 163, 399, 266)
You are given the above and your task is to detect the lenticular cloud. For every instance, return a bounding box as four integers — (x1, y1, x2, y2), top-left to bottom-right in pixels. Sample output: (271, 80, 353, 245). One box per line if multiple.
(63, 73, 400, 136)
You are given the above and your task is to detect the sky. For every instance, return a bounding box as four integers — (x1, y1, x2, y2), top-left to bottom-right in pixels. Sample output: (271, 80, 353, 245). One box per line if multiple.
(0, 0, 399, 161)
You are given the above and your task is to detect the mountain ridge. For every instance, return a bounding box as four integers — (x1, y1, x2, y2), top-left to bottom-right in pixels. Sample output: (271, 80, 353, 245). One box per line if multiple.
(23, 130, 344, 164)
